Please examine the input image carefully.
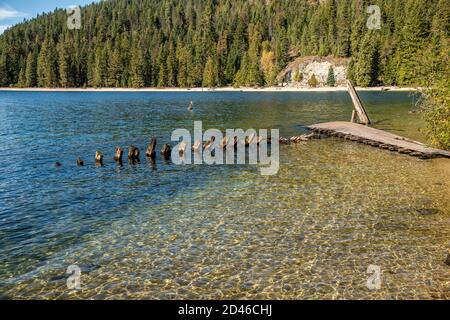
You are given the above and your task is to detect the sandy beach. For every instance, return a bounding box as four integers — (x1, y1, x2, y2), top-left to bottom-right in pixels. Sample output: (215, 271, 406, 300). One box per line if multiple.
(0, 86, 418, 92)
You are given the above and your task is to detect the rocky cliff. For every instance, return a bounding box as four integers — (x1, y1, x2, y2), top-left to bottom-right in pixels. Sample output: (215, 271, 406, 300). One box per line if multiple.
(278, 56, 350, 87)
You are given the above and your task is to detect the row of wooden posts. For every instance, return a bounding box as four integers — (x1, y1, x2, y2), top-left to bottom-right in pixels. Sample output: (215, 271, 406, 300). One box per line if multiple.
(76, 137, 166, 166)
(71, 133, 320, 167)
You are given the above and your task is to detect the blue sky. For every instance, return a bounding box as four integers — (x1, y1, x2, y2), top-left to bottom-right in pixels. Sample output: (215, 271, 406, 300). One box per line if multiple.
(0, 0, 99, 34)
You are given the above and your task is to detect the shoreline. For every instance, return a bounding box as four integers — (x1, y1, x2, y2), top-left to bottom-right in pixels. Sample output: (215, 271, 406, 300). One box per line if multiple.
(0, 86, 418, 93)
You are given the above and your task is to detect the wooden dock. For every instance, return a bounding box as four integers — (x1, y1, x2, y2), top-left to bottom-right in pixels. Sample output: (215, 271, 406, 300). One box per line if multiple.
(308, 121, 450, 159)
(303, 81, 450, 159)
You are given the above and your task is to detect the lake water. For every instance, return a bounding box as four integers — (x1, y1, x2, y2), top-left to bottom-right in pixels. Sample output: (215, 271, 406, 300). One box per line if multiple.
(0, 91, 448, 299)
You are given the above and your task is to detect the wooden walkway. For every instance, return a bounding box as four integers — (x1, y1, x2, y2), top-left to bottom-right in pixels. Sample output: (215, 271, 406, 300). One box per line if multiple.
(308, 121, 450, 159)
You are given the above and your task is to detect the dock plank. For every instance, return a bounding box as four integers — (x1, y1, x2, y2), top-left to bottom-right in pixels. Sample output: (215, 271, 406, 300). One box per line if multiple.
(308, 121, 450, 159)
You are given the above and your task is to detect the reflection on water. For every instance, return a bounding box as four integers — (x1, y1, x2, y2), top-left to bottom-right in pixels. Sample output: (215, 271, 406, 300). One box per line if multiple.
(0, 91, 448, 299)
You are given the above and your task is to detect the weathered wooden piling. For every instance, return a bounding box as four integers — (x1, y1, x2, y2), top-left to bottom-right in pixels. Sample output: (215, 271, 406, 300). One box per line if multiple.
(203, 136, 216, 151)
(161, 144, 172, 159)
(219, 137, 228, 149)
(114, 147, 124, 162)
(245, 133, 256, 146)
(446, 253, 450, 266)
(95, 151, 104, 164)
(146, 137, 157, 159)
(192, 140, 202, 152)
(279, 133, 321, 145)
(128, 145, 140, 161)
(178, 141, 187, 155)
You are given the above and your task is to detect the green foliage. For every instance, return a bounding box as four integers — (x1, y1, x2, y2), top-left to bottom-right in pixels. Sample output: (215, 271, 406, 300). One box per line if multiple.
(293, 71, 302, 83)
(37, 38, 58, 87)
(395, 1, 430, 85)
(422, 84, 450, 150)
(352, 32, 380, 87)
(326, 66, 336, 86)
(25, 52, 37, 87)
(417, 2, 450, 150)
(0, 54, 7, 86)
(260, 47, 277, 85)
(0, 0, 446, 89)
(130, 44, 146, 88)
(202, 57, 218, 88)
(308, 74, 318, 87)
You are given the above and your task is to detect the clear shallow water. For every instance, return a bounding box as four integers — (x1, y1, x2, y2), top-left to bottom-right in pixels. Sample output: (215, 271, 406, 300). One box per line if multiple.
(0, 91, 448, 299)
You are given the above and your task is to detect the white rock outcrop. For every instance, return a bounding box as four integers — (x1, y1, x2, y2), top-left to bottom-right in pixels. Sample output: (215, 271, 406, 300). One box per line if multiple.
(278, 56, 350, 87)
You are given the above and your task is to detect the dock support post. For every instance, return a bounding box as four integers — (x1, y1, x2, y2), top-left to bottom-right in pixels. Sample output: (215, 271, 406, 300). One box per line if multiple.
(351, 110, 357, 123)
(347, 80, 371, 125)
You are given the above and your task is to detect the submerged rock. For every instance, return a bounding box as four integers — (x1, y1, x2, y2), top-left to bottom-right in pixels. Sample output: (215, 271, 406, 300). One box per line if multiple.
(416, 208, 441, 216)
(374, 221, 408, 231)
(54, 162, 62, 167)
(77, 158, 84, 166)
(297, 233, 306, 242)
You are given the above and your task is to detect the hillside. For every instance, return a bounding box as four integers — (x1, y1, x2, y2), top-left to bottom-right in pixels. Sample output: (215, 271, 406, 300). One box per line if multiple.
(0, 0, 448, 88)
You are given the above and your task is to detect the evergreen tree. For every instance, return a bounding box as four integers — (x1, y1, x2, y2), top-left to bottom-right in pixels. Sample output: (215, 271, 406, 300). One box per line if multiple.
(353, 32, 380, 86)
(326, 66, 336, 86)
(58, 38, 71, 87)
(395, 1, 429, 85)
(0, 53, 9, 87)
(0, 0, 445, 90)
(130, 44, 146, 88)
(157, 60, 167, 87)
(167, 42, 178, 87)
(202, 56, 218, 88)
(336, 3, 351, 57)
(260, 49, 277, 85)
(37, 38, 59, 87)
(25, 52, 37, 87)
(93, 45, 107, 87)
(17, 67, 26, 87)
(107, 50, 122, 87)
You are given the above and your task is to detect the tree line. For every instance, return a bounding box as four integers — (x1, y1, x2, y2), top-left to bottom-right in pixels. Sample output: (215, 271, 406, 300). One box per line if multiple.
(0, 0, 448, 89)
